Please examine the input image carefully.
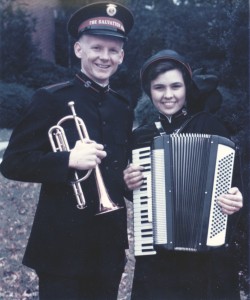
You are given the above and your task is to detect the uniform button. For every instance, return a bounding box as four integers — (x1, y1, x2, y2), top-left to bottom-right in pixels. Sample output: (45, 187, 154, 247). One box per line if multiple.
(112, 160, 119, 170)
(98, 102, 102, 106)
(102, 121, 106, 126)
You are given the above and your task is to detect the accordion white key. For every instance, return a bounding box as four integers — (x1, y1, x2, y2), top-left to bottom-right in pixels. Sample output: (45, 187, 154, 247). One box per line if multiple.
(132, 134, 235, 256)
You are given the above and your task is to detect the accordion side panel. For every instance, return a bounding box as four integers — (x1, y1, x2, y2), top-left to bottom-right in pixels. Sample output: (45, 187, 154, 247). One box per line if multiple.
(206, 143, 235, 246)
(152, 149, 168, 247)
(152, 135, 173, 250)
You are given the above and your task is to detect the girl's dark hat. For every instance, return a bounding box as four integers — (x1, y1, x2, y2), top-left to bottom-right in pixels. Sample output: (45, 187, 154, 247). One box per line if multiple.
(140, 49, 192, 83)
(67, 2, 134, 41)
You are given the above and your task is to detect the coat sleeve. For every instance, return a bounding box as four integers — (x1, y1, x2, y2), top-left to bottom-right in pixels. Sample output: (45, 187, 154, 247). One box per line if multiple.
(0, 89, 71, 184)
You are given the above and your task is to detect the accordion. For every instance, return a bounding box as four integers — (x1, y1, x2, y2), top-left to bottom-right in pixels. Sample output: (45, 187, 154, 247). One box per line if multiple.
(132, 134, 235, 256)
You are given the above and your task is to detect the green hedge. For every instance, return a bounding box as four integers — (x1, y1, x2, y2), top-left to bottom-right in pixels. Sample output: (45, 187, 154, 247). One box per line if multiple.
(17, 58, 75, 89)
(0, 81, 34, 129)
(0, 59, 76, 129)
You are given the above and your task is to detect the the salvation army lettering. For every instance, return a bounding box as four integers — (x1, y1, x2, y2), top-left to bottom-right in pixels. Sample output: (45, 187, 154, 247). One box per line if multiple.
(78, 17, 125, 33)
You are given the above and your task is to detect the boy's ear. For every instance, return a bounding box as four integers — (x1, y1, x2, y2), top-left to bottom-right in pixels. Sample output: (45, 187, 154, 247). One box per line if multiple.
(74, 42, 82, 59)
(119, 49, 124, 64)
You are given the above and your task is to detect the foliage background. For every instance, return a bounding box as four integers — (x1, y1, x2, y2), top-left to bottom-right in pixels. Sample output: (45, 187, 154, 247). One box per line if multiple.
(0, 0, 249, 298)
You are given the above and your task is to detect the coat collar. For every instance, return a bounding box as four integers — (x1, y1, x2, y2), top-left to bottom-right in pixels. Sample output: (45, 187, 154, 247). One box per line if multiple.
(75, 71, 110, 93)
(158, 107, 188, 124)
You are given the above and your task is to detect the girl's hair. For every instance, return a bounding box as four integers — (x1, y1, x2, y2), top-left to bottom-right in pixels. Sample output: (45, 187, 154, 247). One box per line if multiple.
(142, 60, 192, 99)
(140, 50, 194, 111)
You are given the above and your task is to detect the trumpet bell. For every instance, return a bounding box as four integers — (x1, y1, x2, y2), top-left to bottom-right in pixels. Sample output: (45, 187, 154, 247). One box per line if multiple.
(94, 166, 123, 215)
(96, 199, 123, 215)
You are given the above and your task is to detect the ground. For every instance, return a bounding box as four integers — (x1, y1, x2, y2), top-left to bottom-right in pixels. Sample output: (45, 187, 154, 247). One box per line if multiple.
(0, 172, 135, 299)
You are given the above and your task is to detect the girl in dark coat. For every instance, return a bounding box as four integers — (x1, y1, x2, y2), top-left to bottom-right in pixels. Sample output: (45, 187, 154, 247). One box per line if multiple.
(124, 49, 243, 300)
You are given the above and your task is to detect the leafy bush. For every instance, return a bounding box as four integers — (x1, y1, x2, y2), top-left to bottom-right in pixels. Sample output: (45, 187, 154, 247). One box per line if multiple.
(134, 93, 158, 127)
(216, 87, 249, 145)
(0, 0, 36, 81)
(0, 81, 34, 129)
(17, 58, 75, 89)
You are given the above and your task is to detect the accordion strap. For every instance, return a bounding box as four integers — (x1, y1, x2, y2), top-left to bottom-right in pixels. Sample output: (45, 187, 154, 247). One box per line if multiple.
(175, 112, 205, 133)
(154, 121, 166, 135)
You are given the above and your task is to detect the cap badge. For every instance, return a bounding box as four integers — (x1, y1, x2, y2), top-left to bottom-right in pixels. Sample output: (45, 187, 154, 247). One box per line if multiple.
(106, 4, 117, 16)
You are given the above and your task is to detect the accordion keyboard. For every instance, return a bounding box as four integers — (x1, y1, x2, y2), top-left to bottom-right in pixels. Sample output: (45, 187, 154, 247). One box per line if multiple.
(132, 147, 156, 256)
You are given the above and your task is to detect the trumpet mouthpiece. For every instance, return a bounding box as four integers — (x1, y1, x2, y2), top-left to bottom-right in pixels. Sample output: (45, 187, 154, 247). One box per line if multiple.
(68, 101, 77, 116)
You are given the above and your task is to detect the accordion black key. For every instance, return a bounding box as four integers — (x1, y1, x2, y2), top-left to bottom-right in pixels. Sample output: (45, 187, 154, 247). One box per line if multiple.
(133, 134, 235, 256)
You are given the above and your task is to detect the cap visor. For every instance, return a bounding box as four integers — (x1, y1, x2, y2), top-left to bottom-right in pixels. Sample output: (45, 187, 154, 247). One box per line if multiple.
(79, 29, 127, 40)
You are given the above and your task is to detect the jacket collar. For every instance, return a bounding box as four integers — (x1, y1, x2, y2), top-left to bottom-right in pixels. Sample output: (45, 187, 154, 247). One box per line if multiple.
(75, 71, 110, 93)
(159, 107, 188, 124)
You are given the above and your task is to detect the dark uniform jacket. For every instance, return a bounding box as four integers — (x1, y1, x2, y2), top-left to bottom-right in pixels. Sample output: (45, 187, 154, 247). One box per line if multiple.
(0, 72, 133, 277)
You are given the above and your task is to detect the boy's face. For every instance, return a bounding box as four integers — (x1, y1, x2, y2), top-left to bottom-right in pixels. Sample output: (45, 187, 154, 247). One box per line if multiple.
(74, 34, 124, 86)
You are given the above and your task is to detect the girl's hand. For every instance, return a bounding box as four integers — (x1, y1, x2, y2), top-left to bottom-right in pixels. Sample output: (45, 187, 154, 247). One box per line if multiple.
(123, 164, 144, 191)
(217, 187, 243, 215)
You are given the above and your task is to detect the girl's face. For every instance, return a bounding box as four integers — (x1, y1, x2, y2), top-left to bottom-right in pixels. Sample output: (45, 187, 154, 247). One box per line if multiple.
(150, 69, 186, 117)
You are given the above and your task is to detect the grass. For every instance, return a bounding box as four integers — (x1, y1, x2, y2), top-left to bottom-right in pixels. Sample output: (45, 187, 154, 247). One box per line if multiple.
(0, 175, 40, 299)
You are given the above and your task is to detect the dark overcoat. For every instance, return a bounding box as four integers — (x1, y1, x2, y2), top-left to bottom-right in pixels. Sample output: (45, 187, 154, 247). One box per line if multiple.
(130, 109, 242, 300)
(0, 72, 133, 277)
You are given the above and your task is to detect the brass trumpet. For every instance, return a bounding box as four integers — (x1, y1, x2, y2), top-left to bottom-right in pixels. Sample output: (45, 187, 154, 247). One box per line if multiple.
(48, 101, 122, 214)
